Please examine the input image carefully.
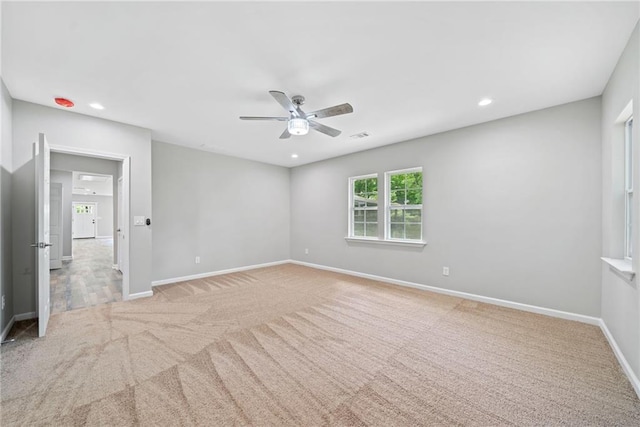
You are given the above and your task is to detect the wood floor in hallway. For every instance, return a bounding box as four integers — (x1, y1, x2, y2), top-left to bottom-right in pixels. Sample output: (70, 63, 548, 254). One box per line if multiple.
(50, 237, 122, 313)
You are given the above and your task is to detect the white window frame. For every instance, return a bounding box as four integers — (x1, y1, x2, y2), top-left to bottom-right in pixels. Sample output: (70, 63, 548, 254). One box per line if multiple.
(624, 116, 634, 260)
(348, 173, 379, 239)
(384, 167, 423, 242)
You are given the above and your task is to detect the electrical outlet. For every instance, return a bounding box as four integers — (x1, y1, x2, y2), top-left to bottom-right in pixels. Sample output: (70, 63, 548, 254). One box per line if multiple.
(195, 256, 200, 264)
(442, 266, 450, 276)
(1, 295, 4, 310)
(304, 248, 309, 255)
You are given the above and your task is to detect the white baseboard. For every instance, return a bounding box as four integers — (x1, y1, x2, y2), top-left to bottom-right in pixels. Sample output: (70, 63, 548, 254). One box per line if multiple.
(291, 260, 600, 326)
(1, 316, 15, 343)
(128, 291, 154, 300)
(96, 236, 112, 239)
(599, 320, 640, 398)
(151, 259, 291, 287)
(62, 256, 73, 261)
(14, 311, 36, 321)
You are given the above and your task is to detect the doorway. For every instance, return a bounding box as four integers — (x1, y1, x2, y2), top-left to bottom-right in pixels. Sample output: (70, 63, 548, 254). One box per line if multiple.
(50, 164, 121, 313)
(46, 147, 131, 319)
(30, 135, 133, 338)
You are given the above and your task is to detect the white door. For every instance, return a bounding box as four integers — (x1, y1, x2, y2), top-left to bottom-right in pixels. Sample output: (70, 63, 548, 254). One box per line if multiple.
(72, 202, 96, 238)
(49, 182, 63, 269)
(34, 133, 51, 337)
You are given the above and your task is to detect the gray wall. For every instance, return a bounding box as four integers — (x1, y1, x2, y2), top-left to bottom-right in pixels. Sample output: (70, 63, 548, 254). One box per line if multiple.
(601, 23, 640, 378)
(152, 141, 290, 281)
(291, 97, 602, 316)
(12, 100, 152, 314)
(1, 78, 13, 334)
(72, 194, 114, 238)
(49, 170, 72, 257)
(50, 153, 119, 257)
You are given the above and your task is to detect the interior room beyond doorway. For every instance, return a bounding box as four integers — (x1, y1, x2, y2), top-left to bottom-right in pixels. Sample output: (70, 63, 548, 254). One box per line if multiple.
(49, 153, 123, 313)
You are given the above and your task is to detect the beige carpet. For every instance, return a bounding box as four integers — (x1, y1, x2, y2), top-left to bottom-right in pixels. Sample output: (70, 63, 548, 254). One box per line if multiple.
(1, 264, 639, 426)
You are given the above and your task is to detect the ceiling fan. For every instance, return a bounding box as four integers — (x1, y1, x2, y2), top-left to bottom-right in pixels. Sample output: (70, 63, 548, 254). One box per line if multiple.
(240, 91, 353, 139)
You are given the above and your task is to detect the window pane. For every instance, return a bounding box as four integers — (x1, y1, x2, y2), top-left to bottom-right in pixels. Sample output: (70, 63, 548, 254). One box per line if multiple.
(354, 210, 364, 222)
(390, 209, 404, 222)
(406, 224, 421, 240)
(354, 222, 364, 236)
(365, 210, 377, 222)
(405, 209, 421, 223)
(354, 179, 366, 195)
(390, 224, 404, 239)
(366, 178, 377, 193)
(390, 174, 405, 190)
(406, 188, 422, 204)
(390, 190, 406, 205)
(389, 190, 398, 204)
(365, 223, 378, 237)
(407, 172, 422, 188)
(354, 199, 367, 208)
(365, 192, 378, 202)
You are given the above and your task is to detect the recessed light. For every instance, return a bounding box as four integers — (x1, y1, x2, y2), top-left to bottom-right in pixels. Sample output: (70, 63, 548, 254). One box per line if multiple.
(291, 154, 299, 159)
(478, 98, 493, 107)
(89, 103, 105, 110)
(350, 132, 370, 139)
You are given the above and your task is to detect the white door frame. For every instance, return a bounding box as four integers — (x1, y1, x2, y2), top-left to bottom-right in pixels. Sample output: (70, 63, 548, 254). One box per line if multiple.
(50, 182, 63, 269)
(49, 144, 132, 301)
(117, 177, 123, 271)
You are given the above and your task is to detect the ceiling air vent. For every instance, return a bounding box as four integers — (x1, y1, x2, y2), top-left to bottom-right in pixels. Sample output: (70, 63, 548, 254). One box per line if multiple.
(350, 132, 370, 139)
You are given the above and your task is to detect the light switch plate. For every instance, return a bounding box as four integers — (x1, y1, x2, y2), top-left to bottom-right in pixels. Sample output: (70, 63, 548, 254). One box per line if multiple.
(134, 216, 145, 226)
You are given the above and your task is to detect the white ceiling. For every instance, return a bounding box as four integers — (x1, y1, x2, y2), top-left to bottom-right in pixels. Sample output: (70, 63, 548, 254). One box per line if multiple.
(3, 1, 639, 167)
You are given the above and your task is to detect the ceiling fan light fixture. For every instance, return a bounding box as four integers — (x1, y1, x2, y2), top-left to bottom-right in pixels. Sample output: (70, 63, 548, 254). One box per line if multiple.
(287, 118, 309, 136)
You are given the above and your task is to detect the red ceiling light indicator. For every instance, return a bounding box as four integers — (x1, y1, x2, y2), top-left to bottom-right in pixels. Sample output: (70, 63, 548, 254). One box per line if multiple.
(54, 97, 74, 108)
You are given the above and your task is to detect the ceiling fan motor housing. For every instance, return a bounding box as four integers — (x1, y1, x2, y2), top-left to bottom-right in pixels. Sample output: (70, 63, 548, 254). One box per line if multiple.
(288, 117, 309, 135)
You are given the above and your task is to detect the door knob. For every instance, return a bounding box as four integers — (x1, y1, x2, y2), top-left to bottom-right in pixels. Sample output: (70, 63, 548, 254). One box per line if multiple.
(30, 242, 53, 248)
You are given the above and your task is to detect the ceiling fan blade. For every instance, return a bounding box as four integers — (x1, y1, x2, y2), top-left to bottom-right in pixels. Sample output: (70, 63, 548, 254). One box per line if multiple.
(307, 103, 353, 119)
(309, 120, 341, 137)
(239, 116, 288, 121)
(269, 91, 302, 117)
(279, 128, 291, 139)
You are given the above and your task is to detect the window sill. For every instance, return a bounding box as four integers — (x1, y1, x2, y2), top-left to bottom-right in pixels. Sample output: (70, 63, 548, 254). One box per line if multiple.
(345, 237, 427, 248)
(601, 257, 635, 280)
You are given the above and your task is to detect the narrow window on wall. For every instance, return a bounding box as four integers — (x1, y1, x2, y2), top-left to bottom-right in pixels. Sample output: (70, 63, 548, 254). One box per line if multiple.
(625, 116, 634, 259)
(349, 174, 378, 238)
(385, 168, 423, 241)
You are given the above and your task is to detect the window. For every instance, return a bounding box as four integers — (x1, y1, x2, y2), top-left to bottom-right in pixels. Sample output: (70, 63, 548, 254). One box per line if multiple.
(349, 174, 378, 238)
(385, 168, 423, 241)
(74, 204, 94, 214)
(625, 116, 634, 259)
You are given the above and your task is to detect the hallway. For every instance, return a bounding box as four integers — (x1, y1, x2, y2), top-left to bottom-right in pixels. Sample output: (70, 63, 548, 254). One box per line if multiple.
(50, 238, 122, 313)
